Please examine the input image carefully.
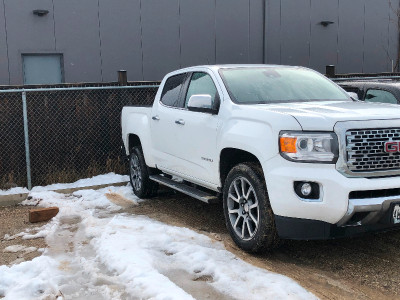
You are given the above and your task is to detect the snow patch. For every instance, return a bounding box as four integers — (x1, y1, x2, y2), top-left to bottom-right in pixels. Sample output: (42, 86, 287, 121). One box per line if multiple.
(0, 172, 128, 195)
(1, 184, 316, 299)
(3, 245, 37, 254)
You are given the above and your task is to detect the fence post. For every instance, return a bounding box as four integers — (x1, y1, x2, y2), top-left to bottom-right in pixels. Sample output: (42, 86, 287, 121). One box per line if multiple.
(118, 70, 127, 85)
(22, 91, 32, 190)
(326, 65, 336, 78)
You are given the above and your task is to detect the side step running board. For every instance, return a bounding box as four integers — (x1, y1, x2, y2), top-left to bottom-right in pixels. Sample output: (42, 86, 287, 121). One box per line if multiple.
(149, 175, 219, 204)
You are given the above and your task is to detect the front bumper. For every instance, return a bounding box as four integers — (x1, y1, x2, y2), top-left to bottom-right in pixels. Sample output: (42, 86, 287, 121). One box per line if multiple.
(262, 155, 400, 239)
(275, 215, 400, 240)
(338, 193, 400, 226)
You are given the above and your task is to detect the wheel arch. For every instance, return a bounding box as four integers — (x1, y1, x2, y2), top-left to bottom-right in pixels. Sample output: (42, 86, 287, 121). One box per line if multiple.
(128, 134, 142, 153)
(219, 148, 264, 188)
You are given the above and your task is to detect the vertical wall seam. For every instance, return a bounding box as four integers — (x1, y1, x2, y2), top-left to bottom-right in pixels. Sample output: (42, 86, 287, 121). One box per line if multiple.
(279, 0, 281, 64)
(397, 0, 400, 72)
(308, 0, 311, 67)
(97, 0, 103, 82)
(337, 0, 339, 69)
(248, 0, 250, 62)
(51, 0, 57, 50)
(2, 0, 10, 84)
(395, 0, 400, 72)
(387, 0, 391, 71)
(362, 1, 366, 72)
(139, 0, 145, 80)
(262, 0, 266, 63)
(214, 0, 217, 63)
(178, 0, 182, 68)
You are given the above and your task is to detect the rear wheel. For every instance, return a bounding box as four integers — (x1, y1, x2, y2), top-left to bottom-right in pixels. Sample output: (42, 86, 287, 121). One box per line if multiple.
(223, 162, 279, 253)
(129, 146, 158, 198)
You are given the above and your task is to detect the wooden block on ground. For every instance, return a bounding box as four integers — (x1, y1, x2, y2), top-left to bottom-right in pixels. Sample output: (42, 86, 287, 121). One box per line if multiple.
(29, 207, 59, 223)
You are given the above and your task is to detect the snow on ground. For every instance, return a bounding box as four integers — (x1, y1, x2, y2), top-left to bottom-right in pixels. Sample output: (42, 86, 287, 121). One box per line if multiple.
(0, 180, 316, 300)
(3, 245, 37, 254)
(0, 173, 129, 195)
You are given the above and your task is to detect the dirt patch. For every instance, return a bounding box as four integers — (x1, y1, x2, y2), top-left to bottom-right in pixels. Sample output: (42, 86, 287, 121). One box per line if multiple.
(106, 192, 137, 208)
(127, 189, 400, 300)
(0, 205, 48, 266)
(161, 269, 230, 300)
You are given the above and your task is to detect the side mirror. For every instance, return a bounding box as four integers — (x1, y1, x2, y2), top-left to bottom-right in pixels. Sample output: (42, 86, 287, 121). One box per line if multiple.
(187, 94, 218, 114)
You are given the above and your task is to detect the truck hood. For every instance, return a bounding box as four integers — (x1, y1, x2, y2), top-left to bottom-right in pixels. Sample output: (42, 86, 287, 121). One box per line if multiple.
(252, 100, 400, 130)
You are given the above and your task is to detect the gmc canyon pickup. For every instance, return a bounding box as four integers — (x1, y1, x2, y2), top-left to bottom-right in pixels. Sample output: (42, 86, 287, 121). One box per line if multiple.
(121, 65, 400, 252)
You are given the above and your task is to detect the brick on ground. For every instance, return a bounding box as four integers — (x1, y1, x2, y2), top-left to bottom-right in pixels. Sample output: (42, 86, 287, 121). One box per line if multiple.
(29, 207, 59, 223)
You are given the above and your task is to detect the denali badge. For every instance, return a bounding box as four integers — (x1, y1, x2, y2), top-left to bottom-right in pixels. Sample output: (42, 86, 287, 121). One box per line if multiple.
(385, 141, 400, 153)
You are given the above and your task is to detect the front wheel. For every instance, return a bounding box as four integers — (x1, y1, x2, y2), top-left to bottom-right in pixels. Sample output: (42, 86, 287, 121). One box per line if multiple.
(223, 163, 279, 253)
(129, 146, 158, 198)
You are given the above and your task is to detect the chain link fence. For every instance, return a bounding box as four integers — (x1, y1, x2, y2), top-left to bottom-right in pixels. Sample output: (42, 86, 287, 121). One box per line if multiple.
(0, 82, 159, 190)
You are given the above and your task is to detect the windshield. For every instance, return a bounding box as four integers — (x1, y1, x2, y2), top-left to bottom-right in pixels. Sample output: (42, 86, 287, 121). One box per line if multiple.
(219, 67, 350, 104)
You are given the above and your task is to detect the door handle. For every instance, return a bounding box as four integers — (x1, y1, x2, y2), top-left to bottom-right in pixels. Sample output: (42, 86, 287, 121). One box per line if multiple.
(152, 115, 160, 121)
(175, 119, 185, 125)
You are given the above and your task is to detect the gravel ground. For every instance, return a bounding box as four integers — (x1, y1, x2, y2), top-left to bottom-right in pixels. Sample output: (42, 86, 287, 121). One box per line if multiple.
(126, 189, 400, 300)
(0, 205, 47, 266)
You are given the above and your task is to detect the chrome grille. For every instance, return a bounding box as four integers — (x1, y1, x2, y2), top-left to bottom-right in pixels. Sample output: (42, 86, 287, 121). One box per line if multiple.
(346, 128, 400, 172)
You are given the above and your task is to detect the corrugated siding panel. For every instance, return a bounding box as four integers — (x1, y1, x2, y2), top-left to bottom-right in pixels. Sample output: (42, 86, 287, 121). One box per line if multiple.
(0, 0, 9, 84)
(215, 0, 250, 64)
(249, 0, 264, 63)
(310, 0, 339, 73)
(180, 0, 216, 67)
(4, 0, 55, 84)
(337, 0, 365, 73)
(53, 0, 102, 82)
(265, 0, 281, 64)
(98, 0, 143, 81)
(280, 0, 311, 67)
(141, 0, 180, 81)
(389, 0, 399, 71)
(364, 0, 391, 72)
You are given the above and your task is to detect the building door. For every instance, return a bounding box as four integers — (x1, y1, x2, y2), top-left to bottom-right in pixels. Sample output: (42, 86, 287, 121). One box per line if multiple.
(22, 54, 64, 85)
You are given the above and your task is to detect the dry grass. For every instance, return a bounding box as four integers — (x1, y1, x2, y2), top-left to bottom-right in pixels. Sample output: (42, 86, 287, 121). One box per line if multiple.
(40, 157, 127, 186)
(0, 157, 127, 190)
(0, 172, 20, 190)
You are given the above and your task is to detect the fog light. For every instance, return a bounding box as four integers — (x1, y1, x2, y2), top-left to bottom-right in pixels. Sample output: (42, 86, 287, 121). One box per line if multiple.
(300, 183, 312, 196)
(294, 181, 320, 200)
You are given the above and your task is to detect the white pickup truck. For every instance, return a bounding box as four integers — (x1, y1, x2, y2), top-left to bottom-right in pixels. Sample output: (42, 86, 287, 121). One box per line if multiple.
(121, 65, 400, 252)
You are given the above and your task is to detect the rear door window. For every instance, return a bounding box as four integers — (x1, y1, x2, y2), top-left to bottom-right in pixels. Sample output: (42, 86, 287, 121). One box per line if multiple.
(365, 89, 398, 104)
(160, 73, 187, 107)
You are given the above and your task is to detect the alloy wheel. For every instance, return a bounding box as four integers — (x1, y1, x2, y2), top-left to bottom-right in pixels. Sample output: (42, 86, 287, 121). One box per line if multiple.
(227, 176, 260, 241)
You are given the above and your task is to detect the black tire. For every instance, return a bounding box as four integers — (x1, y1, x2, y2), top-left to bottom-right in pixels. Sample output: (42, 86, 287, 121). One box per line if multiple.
(129, 146, 158, 198)
(223, 162, 279, 253)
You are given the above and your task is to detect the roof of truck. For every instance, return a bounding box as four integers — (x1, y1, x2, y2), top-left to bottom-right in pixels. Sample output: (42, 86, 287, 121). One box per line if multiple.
(184, 64, 295, 70)
(166, 64, 307, 77)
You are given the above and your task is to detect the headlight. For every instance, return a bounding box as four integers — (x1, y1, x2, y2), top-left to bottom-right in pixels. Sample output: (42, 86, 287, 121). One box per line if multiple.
(279, 131, 338, 163)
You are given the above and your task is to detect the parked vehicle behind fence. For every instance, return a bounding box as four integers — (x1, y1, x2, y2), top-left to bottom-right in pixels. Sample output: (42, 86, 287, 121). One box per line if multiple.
(121, 65, 400, 253)
(338, 79, 400, 104)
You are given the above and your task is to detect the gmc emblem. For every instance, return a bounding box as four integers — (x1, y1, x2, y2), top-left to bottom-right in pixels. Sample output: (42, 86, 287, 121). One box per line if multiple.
(385, 142, 400, 153)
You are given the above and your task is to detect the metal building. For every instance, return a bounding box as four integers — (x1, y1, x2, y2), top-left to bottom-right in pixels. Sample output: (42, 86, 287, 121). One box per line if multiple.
(0, 0, 398, 85)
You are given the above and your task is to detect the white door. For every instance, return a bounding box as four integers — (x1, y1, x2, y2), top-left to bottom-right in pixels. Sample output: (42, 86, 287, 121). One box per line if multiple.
(150, 72, 187, 172)
(172, 72, 221, 186)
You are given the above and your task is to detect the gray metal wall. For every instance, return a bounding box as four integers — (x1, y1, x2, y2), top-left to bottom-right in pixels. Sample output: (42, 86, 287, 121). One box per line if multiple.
(266, 0, 399, 74)
(0, 0, 398, 84)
